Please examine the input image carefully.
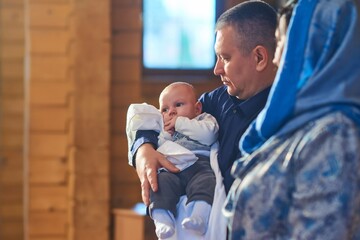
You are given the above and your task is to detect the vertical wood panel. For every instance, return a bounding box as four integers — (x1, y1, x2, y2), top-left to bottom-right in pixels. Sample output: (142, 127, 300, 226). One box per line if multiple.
(29, 4, 72, 28)
(0, 2, 25, 239)
(26, 0, 74, 239)
(71, 0, 111, 239)
(110, 1, 143, 212)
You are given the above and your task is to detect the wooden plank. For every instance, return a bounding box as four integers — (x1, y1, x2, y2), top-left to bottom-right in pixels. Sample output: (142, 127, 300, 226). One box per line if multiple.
(69, 0, 110, 238)
(2, 97, 24, 115)
(30, 55, 68, 81)
(0, 168, 23, 184)
(0, 0, 24, 6)
(29, 133, 68, 157)
(111, 156, 139, 183)
(0, 219, 24, 239)
(0, 153, 23, 170)
(72, 49, 110, 86)
(1, 114, 24, 133)
(74, 6, 110, 40)
(0, 203, 23, 219)
(72, 149, 108, 175)
(29, 4, 72, 28)
(73, 175, 109, 201)
(72, 103, 109, 146)
(30, 107, 69, 131)
(29, 186, 68, 211)
(112, 32, 141, 57)
(111, 81, 142, 107)
(30, 237, 66, 240)
(0, 132, 23, 150)
(29, 158, 67, 184)
(111, 0, 140, 7)
(73, 200, 108, 228)
(141, 80, 222, 100)
(1, 61, 24, 79)
(0, 24, 24, 234)
(111, 182, 141, 208)
(110, 107, 127, 133)
(30, 29, 70, 54)
(0, 183, 23, 203)
(110, 135, 128, 159)
(0, 151, 23, 169)
(0, 78, 24, 97)
(0, 26, 24, 42)
(0, 8, 24, 27)
(30, 82, 71, 106)
(28, 211, 67, 235)
(113, 209, 156, 240)
(112, 58, 141, 82)
(112, 7, 141, 31)
(0, 42, 24, 60)
(29, 0, 70, 3)
(73, 228, 108, 240)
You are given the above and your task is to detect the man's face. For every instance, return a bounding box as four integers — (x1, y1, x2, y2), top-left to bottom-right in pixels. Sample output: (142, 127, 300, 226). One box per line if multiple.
(273, 15, 288, 67)
(213, 26, 257, 100)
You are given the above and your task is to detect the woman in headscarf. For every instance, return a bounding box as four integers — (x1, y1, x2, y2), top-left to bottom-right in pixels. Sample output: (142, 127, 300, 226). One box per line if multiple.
(223, 0, 360, 239)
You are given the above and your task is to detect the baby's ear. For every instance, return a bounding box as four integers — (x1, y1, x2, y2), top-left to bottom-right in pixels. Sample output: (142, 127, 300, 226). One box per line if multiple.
(195, 101, 202, 115)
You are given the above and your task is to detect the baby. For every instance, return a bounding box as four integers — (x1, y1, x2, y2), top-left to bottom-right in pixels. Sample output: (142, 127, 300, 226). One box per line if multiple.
(126, 82, 218, 238)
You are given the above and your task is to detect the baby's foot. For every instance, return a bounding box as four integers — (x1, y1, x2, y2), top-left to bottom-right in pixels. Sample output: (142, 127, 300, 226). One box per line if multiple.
(152, 209, 175, 239)
(182, 216, 207, 235)
(154, 221, 175, 239)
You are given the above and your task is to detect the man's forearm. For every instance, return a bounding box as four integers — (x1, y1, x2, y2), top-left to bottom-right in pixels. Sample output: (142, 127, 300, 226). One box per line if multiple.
(129, 130, 159, 167)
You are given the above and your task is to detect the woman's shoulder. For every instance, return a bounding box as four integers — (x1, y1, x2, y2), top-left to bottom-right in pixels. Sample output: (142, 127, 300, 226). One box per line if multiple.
(302, 111, 359, 141)
(290, 111, 360, 166)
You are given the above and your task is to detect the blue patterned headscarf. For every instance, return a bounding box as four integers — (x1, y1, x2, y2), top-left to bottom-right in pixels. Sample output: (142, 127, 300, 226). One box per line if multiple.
(241, 0, 360, 154)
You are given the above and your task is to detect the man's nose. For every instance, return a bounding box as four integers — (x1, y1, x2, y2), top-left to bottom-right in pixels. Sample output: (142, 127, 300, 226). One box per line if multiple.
(213, 60, 224, 76)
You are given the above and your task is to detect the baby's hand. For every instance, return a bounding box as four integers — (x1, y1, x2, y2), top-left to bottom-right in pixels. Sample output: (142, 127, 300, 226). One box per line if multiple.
(164, 117, 177, 135)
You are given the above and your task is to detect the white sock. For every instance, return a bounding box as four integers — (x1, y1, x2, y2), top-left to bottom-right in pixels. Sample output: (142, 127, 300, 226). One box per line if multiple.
(181, 201, 211, 235)
(152, 209, 175, 239)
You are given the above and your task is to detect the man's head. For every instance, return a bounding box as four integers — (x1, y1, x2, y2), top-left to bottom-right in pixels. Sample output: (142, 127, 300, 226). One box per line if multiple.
(214, 1, 277, 100)
(159, 82, 202, 123)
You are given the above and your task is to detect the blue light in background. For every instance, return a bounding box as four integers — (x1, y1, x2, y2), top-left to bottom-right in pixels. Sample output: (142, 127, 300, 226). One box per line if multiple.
(143, 0, 216, 69)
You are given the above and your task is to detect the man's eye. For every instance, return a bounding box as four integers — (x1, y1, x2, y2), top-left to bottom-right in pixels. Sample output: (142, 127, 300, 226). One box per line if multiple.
(220, 56, 229, 63)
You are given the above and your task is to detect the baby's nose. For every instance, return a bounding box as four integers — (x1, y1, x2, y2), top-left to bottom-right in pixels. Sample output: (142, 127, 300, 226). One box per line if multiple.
(169, 107, 176, 116)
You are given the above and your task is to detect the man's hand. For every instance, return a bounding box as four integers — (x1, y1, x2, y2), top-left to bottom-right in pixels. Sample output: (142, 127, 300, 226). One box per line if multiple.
(135, 143, 179, 205)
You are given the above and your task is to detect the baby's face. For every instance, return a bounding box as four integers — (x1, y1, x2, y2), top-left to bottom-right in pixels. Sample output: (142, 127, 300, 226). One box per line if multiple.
(159, 85, 200, 122)
(273, 15, 288, 67)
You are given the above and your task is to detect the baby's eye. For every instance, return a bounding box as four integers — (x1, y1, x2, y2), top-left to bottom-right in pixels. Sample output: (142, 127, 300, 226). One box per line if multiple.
(176, 102, 184, 107)
(161, 108, 169, 113)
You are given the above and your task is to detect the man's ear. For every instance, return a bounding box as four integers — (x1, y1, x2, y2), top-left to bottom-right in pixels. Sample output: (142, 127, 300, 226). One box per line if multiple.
(253, 45, 268, 72)
(195, 101, 202, 115)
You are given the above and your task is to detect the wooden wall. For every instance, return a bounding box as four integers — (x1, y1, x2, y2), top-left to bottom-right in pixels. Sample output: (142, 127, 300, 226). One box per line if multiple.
(25, 0, 110, 239)
(26, 1, 72, 239)
(110, 0, 143, 210)
(0, 0, 25, 239)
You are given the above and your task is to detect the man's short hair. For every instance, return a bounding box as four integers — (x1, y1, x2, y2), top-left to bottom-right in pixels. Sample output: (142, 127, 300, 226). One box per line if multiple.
(215, 0, 277, 55)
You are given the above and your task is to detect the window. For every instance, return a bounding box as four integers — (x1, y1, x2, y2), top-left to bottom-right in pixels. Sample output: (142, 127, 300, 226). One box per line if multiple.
(143, 0, 221, 78)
